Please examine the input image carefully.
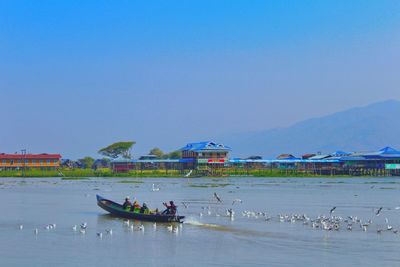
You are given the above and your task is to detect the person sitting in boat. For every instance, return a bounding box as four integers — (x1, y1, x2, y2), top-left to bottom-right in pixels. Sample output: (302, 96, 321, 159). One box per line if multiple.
(162, 201, 177, 215)
(140, 203, 149, 214)
(131, 200, 141, 213)
(122, 197, 132, 210)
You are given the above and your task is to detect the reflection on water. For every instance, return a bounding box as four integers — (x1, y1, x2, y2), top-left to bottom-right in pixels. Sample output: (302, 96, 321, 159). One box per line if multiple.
(0, 177, 399, 267)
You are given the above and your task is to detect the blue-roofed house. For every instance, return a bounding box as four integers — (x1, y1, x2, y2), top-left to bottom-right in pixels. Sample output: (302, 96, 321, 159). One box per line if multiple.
(362, 146, 400, 159)
(338, 147, 400, 175)
(180, 141, 231, 170)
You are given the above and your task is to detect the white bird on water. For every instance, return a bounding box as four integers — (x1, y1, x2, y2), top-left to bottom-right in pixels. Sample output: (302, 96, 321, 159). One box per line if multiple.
(106, 229, 113, 235)
(153, 223, 157, 230)
(34, 228, 39, 235)
(19, 225, 23, 230)
(79, 229, 86, 234)
(80, 222, 87, 229)
(167, 225, 173, 232)
(385, 218, 393, 230)
(151, 184, 160, 192)
(232, 199, 243, 205)
(72, 225, 77, 231)
(97, 232, 103, 238)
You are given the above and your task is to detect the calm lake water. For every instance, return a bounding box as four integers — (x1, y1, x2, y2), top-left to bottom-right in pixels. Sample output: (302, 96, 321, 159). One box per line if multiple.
(0, 177, 399, 267)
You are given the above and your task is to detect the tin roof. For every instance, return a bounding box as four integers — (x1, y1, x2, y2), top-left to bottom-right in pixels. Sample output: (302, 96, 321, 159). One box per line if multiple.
(331, 151, 352, 157)
(180, 141, 231, 152)
(0, 153, 62, 159)
(308, 154, 331, 160)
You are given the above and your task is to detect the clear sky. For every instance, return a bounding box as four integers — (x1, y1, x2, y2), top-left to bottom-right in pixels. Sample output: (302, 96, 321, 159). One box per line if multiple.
(1, 0, 400, 159)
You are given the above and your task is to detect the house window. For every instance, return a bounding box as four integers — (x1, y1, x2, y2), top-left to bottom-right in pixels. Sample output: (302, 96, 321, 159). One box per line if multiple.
(17, 160, 21, 164)
(32, 160, 36, 164)
(54, 159, 58, 163)
(25, 160, 29, 164)
(40, 160, 43, 165)
(47, 160, 51, 164)
(1, 160, 5, 164)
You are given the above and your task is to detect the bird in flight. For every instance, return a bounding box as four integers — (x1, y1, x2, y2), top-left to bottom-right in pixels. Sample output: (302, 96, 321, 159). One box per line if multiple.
(376, 207, 383, 216)
(329, 207, 336, 214)
(214, 192, 222, 203)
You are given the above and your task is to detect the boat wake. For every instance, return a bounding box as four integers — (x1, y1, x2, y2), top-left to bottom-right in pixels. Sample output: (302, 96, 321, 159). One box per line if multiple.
(183, 218, 276, 237)
(183, 218, 228, 231)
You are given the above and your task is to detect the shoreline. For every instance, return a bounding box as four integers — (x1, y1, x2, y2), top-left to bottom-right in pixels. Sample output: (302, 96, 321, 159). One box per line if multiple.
(0, 168, 396, 178)
(0, 174, 393, 179)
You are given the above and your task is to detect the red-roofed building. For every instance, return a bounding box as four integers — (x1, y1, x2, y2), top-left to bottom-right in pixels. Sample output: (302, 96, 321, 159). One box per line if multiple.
(0, 153, 62, 170)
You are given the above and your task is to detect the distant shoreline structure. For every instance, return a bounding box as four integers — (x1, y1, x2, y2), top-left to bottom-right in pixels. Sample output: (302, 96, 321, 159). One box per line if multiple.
(1, 141, 400, 177)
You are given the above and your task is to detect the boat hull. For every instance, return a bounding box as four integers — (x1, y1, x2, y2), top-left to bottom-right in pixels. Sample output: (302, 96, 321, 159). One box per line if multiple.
(96, 195, 184, 223)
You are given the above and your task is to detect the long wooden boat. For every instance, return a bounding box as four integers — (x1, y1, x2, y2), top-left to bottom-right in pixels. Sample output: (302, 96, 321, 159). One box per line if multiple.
(96, 195, 185, 223)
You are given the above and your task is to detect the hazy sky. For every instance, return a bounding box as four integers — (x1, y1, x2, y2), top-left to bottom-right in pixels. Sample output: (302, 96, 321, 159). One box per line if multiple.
(1, 0, 400, 158)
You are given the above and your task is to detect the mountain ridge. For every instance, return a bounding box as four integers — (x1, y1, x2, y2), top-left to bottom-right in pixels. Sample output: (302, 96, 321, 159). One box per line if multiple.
(225, 99, 400, 158)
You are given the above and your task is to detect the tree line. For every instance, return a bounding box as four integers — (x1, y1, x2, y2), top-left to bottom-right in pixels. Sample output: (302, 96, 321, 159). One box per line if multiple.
(77, 141, 181, 169)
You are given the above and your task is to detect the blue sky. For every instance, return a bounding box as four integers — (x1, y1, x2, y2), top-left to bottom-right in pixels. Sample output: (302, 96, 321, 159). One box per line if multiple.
(1, 0, 400, 158)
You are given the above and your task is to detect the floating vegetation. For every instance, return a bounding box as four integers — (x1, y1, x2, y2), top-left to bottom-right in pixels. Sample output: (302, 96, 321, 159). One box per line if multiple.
(62, 177, 90, 180)
(250, 183, 280, 187)
(118, 180, 144, 184)
(325, 181, 345, 184)
(189, 183, 231, 188)
(364, 181, 399, 184)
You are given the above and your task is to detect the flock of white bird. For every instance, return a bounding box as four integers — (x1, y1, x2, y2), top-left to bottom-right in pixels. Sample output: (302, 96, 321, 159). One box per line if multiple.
(19, 219, 182, 238)
(15, 190, 400, 238)
(188, 192, 400, 235)
(239, 209, 400, 234)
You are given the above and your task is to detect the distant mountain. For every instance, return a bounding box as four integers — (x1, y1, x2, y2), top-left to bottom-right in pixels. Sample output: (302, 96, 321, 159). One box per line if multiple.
(225, 100, 400, 158)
